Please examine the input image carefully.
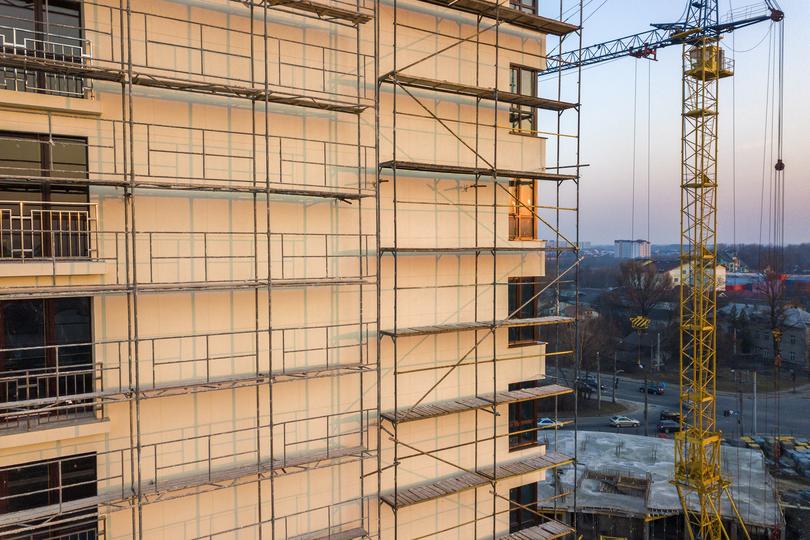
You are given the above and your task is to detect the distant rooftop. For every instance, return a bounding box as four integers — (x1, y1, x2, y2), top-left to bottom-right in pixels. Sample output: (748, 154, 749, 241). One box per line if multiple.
(538, 431, 783, 530)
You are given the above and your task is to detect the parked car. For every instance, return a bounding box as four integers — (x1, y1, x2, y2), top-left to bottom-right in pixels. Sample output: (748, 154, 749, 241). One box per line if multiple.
(537, 418, 561, 430)
(639, 383, 665, 395)
(609, 415, 640, 428)
(657, 420, 681, 434)
(660, 410, 681, 422)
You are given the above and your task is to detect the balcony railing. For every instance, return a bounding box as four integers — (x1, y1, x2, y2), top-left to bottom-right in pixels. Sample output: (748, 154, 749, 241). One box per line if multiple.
(0, 201, 98, 261)
(0, 24, 92, 97)
(0, 342, 96, 431)
(0, 321, 371, 429)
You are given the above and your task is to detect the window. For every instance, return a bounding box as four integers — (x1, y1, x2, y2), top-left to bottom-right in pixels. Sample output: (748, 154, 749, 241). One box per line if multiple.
(0, 297, 93, 424)
(509, 0, 536, 15)
(0, 453, 97, 538)
(0, 0, 86, 97)
(509, 65, 538, 134)
(508, 379, 543, 450)
(509, 482, 540, 533)
(0, 132, 91, 259)
(509, 179, 536, 240)
(790, 334, 796, 345)
(790, 352, 796, 363)
(508, 276, 542, 346)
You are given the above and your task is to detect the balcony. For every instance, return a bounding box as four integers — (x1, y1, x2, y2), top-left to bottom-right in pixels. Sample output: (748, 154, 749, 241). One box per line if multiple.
(0, 200, 97, 261)
(0, 25, 91, 98)
(0, 343, 96, 431)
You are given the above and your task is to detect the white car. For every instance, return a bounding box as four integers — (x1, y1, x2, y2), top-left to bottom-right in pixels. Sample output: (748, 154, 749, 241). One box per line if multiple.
(537, 417, 561, 429)
(609, 415, 640, 428)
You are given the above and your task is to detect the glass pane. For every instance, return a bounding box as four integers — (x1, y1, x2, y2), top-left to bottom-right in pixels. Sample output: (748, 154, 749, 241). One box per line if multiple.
(520, 69, 534, 97)
(0, 460, 49, 513)
(0, 132, 41, 177)
(0, 0, 36, 42)
(60, 454, 97, 502)
(52, 136, 88, 179)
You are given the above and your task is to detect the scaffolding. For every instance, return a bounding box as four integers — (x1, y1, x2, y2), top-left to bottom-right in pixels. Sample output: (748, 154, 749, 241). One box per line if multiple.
(0, 0, 375, 538)
(375, 0, 583, 537)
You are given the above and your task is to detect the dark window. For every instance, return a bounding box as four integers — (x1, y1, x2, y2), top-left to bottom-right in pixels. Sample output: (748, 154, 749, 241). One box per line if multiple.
(509, 180, 536, 240)
(0, 131, 90, 259)
(509, 0, 536, 15)
(0, 0, 86, 97)
(0, 453, 97, 539)
(508, 276, 542, 346)
(508, 379, 542, 450)
(509, 482, 540, 533)
(509, 65, 538, 133)
(0, 297, 93, 423)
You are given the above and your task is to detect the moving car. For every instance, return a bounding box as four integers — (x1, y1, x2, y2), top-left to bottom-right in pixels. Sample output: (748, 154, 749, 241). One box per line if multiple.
(660, 410, 681, 422)
(657, 420, 681, 434)
(609, 415, 640, 428)
(639, 382, 665, 395)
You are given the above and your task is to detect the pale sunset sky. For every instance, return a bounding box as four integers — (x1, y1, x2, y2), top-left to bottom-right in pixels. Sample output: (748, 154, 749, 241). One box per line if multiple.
(542, 0, 809, 245)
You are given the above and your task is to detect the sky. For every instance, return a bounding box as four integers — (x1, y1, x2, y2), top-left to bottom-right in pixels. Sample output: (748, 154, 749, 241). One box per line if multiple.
(542, 0, 810, 246)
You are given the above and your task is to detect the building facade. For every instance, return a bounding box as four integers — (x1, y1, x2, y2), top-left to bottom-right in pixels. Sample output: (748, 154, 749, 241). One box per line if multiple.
(662, 262, 727, 292)
(613, 239, 651, 259)
(0, 0, 580, 538)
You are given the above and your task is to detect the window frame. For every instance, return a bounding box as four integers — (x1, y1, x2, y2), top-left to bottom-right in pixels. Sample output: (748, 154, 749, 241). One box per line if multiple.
(0, 452, 97, 537)
(508, 276, 543, 347)
(508, 379, 544, 451)
(0, 296, 95, 423)
(0, 0, 86, 97)
(509, 64, 539, 135)
(508, 179, 537, 241)
(508, 0, 537, 16)
(509, 481, 541, 533)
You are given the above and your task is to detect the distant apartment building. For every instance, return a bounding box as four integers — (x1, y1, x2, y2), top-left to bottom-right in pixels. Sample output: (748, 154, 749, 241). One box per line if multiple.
(0, 0, 581, 538)
(614, 239, 651, 259)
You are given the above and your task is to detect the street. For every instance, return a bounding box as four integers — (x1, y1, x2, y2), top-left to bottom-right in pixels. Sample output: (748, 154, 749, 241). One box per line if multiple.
(548, 368, 810, 440)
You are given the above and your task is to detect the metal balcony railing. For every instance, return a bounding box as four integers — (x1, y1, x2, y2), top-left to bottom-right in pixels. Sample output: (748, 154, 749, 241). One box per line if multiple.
(0, 321, 372, 428)
(0, 24, 92, 97)
(0, 343, 96, 431)
(0, 201, 98, 261)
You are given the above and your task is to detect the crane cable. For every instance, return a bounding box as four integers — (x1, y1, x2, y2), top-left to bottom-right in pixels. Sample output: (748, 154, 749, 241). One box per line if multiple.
(630, 60, 638, 240)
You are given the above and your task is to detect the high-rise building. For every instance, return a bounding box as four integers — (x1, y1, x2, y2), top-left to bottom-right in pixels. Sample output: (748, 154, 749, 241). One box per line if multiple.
(614, 239, 652, 259)
(0, 0, 580, 537)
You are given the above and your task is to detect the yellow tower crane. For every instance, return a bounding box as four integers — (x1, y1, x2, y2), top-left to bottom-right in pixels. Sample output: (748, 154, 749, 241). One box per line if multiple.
(542, 2, 784, 537)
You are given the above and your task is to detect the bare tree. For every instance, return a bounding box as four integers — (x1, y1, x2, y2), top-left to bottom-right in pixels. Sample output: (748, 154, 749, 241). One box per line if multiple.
(612, 260, 673, 317)
(757, 269, 786, 367)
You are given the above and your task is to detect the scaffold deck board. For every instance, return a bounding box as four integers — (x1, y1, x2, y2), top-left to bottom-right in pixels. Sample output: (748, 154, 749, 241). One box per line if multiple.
(145, 445, 367, 500)
(289, 526, 367, 540)
(413, 0, 578, 35)
(378, 160, 578, 182)
(379, 246, 576, 254)
(379, 73, 578, 111)
(0, 276, 369, 300)
(380, 452, 572, 509)
(497, 519, 574, 540)
(239, 0, 373, 24)
(382, 384, 572, 423)
(0, 54, 366, 114)
(381, 316, 574, 337)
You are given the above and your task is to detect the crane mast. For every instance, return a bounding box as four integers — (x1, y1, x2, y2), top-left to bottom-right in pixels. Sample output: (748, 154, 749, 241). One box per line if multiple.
(541, 1, 783, 538)
(673, 2, 734, 538)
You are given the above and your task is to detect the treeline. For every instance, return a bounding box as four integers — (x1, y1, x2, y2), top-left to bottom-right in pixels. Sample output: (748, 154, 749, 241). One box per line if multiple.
(721, 243, 810, 273)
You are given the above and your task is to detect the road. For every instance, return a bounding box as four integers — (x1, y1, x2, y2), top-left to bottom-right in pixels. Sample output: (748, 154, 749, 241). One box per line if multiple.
(548, 367, 810, 440)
